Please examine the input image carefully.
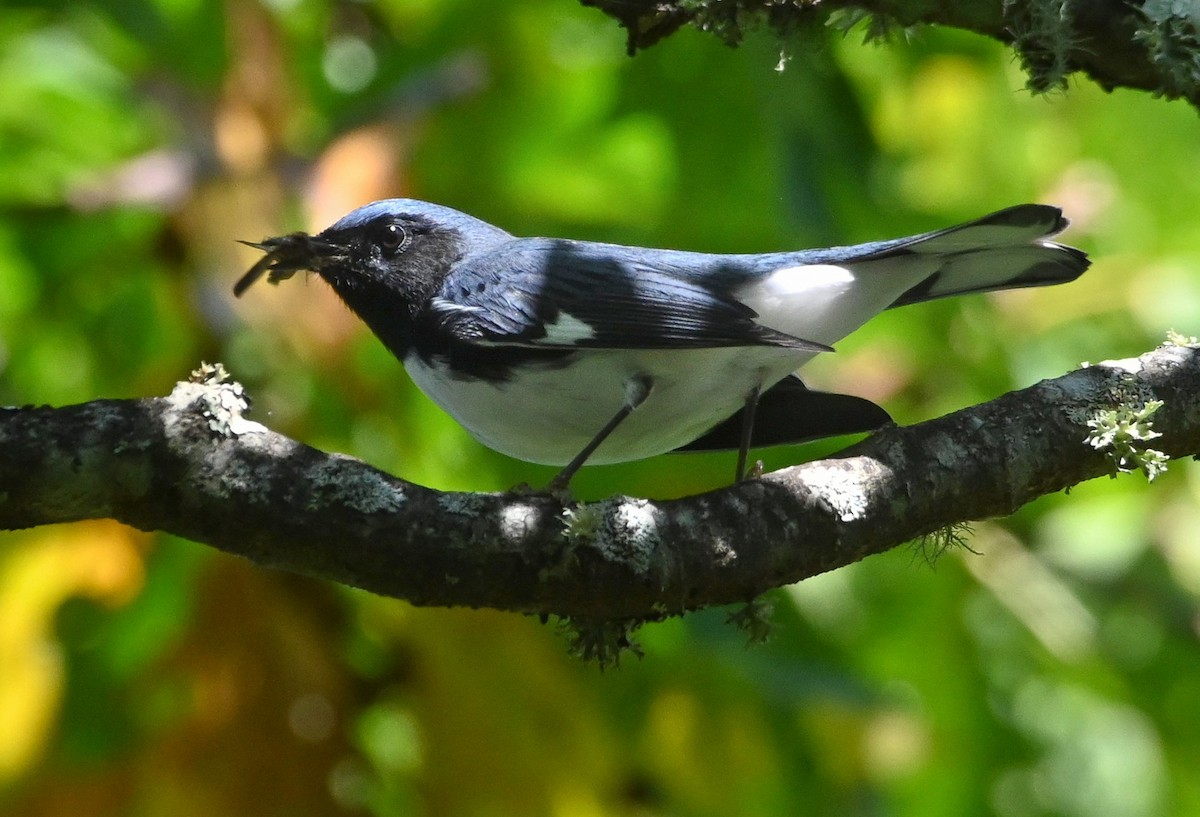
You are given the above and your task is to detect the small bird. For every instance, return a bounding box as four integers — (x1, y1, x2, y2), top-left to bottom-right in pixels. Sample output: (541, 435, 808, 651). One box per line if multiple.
(235, 200, 1089, 490)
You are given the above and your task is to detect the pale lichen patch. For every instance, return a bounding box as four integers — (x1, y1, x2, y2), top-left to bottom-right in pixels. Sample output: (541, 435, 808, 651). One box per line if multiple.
(561, 502, 602, 542)
(806, 462, 871, 522)
(1069, 356, 1171, 483)
(166, 365, 266, 438)
(306, 454, 407, 514)
(589, 498, 662, 576)
(438, 492, 490, 516)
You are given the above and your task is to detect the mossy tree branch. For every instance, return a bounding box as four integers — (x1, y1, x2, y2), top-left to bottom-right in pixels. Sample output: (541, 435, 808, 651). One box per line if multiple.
(2, 344, 1197, 622)
(580, 0, 1200, 108)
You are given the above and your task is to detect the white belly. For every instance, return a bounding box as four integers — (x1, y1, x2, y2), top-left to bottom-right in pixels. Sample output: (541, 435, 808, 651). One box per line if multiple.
(404, 347, 814, 465)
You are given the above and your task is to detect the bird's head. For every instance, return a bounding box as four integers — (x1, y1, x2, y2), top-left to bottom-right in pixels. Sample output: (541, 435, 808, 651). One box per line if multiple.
(233, 198, 511, 302)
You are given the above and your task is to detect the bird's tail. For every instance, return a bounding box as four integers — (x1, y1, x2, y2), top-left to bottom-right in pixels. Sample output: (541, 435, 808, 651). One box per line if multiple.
(864, 204, 1090, 308)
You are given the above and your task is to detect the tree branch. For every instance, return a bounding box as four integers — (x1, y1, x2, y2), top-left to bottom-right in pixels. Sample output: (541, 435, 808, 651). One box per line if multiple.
(580, 0, 1200, 108)
(3, 344, 1197, 620)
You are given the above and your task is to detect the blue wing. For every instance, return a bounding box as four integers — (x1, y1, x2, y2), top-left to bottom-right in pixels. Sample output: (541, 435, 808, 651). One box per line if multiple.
(424, 238, 831, 352)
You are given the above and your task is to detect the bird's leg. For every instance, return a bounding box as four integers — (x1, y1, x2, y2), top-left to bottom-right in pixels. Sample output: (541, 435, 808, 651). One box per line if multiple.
(735, 383, 762, 482)
(549, 374, 653, 494)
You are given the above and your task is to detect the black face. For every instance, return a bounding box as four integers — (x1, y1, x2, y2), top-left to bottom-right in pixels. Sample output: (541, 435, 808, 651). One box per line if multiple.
(235, 211, 471, 361)
(317, 214, 430, 287)
(319, 215, 472, 331)
(235, 213, 463, 301)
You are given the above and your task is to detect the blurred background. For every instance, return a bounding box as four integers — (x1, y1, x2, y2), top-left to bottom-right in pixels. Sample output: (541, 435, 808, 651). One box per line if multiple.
(2, 1, 1200, 815)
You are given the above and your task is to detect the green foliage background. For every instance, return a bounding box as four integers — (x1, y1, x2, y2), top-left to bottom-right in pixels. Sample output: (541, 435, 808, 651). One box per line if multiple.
(2, 2, 1200, 815)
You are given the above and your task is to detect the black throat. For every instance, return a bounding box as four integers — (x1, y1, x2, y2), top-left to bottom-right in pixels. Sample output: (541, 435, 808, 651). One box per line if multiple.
(318, 229, 463, 362)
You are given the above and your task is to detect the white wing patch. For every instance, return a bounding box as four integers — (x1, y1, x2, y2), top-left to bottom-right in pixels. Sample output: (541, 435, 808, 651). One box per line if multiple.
(738, 263, 859, 344)
(543, 310, 596, 344)
(737, 260, 936, 346)
(768, 263, 856, 290)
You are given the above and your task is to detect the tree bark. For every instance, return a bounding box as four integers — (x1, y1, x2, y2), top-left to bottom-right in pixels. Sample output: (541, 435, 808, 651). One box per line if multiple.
(2, 344, 1197, 620)
(580, 0, 1200, 108)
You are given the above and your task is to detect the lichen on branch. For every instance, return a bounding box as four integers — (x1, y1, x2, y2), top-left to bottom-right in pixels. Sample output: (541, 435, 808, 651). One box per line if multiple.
(577, 0, 1200, 108)
(3, 344, 1198, 624)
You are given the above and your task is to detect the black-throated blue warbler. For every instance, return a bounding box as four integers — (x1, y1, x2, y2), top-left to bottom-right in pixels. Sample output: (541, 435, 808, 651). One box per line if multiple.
(234, 200, 1088, 490)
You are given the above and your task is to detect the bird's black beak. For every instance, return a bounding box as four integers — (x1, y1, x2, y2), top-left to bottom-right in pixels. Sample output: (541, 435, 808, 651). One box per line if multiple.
(233, 232, 344, 298)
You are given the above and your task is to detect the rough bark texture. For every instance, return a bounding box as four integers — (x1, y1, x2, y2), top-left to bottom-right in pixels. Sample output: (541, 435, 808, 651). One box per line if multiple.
(3, 344, 1197, 620)
(580, 0, 1200, 108)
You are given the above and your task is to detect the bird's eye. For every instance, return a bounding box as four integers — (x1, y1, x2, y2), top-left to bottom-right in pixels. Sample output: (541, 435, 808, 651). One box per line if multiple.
(380, 222, 411, 254)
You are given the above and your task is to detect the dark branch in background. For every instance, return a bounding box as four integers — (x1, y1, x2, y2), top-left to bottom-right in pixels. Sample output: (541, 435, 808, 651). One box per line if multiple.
(580, 0, 1200, 108)
(3, 344, 1198, 622)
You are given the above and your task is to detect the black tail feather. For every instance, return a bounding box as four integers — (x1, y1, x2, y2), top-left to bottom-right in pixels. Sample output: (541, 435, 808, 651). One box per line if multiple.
(674, 376, 891, 453)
